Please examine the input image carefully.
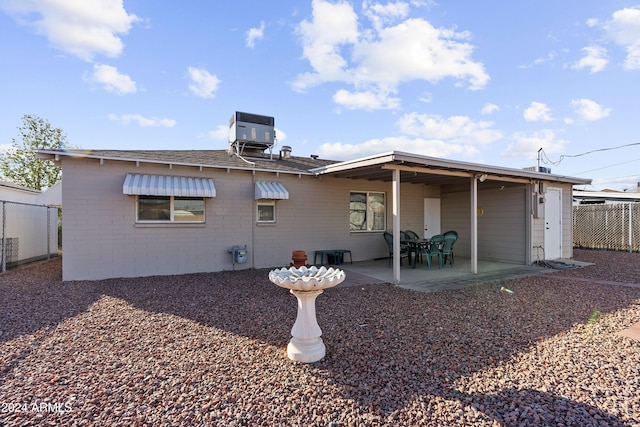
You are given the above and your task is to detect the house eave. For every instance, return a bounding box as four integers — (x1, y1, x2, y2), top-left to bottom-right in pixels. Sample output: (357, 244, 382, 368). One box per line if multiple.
(35, 149, 316, 177)
(310, 150, 592, 186)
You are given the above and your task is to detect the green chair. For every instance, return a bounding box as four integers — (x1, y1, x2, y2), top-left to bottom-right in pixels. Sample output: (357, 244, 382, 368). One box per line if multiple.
(422, 234, 444, 269)
(443, 230, 458, 265)
(441, 233, 457, 267)
(383, 232, 408, 267)
(404, 229, 426, 263)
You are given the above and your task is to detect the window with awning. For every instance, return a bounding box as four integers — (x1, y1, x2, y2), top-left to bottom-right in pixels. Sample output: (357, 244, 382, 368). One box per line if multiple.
(123, 174, 215, 223)
(254, 181, 289, 200)
(123, 173, 216, 198)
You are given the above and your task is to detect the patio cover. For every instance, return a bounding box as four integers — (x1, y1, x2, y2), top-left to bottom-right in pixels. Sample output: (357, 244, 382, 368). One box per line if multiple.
(310, 151, 591, 283)
(123, 173, 216, 197)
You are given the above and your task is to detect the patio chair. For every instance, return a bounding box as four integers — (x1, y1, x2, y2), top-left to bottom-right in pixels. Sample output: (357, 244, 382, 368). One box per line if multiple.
(441, 233, 457, 267)
(443, 230, 458, 265)
(404, 229, 426, 263)
(422, 234, 444, 269)
(383, 232, 408, 267)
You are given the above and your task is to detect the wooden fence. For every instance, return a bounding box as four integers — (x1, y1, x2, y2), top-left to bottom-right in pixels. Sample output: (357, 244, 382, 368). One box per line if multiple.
(573, 203, 640, 252)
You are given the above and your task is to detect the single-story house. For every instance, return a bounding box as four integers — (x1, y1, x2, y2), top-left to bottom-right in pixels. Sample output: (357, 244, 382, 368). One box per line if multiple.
(36, 144, 590, 282)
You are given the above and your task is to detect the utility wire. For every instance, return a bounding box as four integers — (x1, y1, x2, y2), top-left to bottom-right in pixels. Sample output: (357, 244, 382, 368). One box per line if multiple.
(540, 142, 640, 167)
(571, 157, 640, 175)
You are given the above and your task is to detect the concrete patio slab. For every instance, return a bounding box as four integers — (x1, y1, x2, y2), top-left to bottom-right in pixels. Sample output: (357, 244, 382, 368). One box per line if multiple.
(334, 257, 566, 293)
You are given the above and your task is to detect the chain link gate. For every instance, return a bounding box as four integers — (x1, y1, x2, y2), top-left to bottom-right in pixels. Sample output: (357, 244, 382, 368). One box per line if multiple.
(573, 203, 640, 252)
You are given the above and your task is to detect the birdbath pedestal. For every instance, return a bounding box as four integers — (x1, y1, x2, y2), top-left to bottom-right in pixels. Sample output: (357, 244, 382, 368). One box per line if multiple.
(269, 266, 345, 363)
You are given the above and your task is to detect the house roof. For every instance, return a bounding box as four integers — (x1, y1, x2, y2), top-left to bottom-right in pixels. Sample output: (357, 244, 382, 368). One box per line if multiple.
(35, 149, 336, 177)
(36, 148, 591, 187)
(573, 189, 640, 202)
(0, 180, 41, 195)
(310, 151, 592, 186)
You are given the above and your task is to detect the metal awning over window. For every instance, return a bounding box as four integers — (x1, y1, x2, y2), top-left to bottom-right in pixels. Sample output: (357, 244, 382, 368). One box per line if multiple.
(255, 181, 289, 200)
(123, 174, 216, 197)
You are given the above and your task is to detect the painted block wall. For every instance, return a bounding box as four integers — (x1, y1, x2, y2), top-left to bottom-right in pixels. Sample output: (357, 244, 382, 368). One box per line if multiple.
(60, 158, 428, 280)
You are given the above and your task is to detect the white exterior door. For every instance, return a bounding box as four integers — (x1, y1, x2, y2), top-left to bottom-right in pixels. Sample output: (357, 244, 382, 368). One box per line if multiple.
(423, 198, 441, 238)
(544, 188, 562, 259)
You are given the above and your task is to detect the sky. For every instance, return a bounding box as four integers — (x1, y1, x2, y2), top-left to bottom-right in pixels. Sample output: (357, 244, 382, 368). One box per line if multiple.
(1, 0, 640, 191)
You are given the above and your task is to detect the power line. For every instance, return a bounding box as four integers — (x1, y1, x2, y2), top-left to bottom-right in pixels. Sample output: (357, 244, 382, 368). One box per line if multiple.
(540, 142, 640, 167)
(571, 157, 640, 175)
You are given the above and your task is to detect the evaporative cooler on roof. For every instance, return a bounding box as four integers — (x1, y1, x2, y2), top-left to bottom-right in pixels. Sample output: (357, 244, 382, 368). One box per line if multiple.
(228, 111, 275, 157)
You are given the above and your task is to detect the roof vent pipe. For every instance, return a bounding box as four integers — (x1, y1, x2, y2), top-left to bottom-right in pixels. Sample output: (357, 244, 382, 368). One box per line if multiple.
(279, 145, 292, 160)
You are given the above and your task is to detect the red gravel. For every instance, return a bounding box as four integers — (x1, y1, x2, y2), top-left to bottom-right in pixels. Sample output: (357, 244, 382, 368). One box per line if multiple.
(0, 249, 639, 426)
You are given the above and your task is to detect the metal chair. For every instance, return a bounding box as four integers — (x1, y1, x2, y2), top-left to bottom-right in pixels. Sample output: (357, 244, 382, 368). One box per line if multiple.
(383, 232, 408, 267)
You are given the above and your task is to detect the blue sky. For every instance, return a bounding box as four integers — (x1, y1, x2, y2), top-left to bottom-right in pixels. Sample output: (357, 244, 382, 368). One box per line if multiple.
(1, 0, 639, 191)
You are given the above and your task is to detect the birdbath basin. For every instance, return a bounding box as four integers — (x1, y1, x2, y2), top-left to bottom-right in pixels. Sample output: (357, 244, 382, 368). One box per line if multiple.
(269, 266, 345, 363)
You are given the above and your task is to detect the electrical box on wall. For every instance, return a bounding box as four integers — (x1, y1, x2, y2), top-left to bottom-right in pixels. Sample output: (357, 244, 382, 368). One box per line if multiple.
(229, 245, 248, 270)
(533, 193, 540, 218)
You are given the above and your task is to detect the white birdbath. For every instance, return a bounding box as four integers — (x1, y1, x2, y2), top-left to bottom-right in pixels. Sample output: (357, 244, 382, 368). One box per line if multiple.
(269, 266, 345, 363)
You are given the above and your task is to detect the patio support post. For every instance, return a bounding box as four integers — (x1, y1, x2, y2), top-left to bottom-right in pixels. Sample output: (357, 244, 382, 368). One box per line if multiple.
(1, 201, 5, 273)
(392, 168, 401, 284)
(470, 177, 478, 273)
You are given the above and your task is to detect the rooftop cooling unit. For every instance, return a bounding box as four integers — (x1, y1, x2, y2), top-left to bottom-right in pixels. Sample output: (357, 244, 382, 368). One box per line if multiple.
(228, 112, 275, 158)
(523, 166, 552, 174)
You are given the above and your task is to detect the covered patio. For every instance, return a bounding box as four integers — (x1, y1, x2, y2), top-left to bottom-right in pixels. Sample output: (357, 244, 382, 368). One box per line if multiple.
(311, 151, 590, 284)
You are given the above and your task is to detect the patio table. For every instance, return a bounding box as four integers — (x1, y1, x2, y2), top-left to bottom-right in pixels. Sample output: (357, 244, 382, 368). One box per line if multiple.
(401, 238, 430, 268)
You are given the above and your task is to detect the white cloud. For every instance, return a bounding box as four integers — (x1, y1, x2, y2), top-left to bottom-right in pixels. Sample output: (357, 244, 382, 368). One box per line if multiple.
(274, 127, 286, 142)
(206, 124, 229, 140)
(108, 114, 176, 128)
(481, 103, 499, 115)
(602, 7, 640, 70)
(293, 0, 359, 90)
(333, 88, 401, 110)
(0, 0, 140, 61)
(397, 112, 502, 144)
(292, 0, 489, 110)
(316, 135, 478, 161)
(363, 0, 410, 30)
(246, 21, 266, 48)
(523, 102, 553, 122)
(501, 129, 567, 159)
(84, 64, 136, 94)
(572, 46, 608, 73)
(571, 98, 612, 121)
(187, 66, 221, 98)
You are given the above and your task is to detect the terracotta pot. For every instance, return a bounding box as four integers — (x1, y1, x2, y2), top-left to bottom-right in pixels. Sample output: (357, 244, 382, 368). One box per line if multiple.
(291, 250, 308, 268)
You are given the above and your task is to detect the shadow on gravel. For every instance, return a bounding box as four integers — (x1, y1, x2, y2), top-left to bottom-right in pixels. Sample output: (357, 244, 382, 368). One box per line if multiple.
(1, 255, 638, 425)
(0, 259, 100, 343)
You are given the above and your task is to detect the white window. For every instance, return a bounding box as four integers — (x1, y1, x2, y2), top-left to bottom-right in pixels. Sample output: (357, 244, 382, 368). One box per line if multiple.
(257, 200, 276, 223)
(350, 191, 386, 231)
(137, 196, 205, 223)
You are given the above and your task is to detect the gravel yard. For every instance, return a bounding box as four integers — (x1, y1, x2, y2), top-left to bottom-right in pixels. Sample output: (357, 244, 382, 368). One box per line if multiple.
(1, 249, 639, 426)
